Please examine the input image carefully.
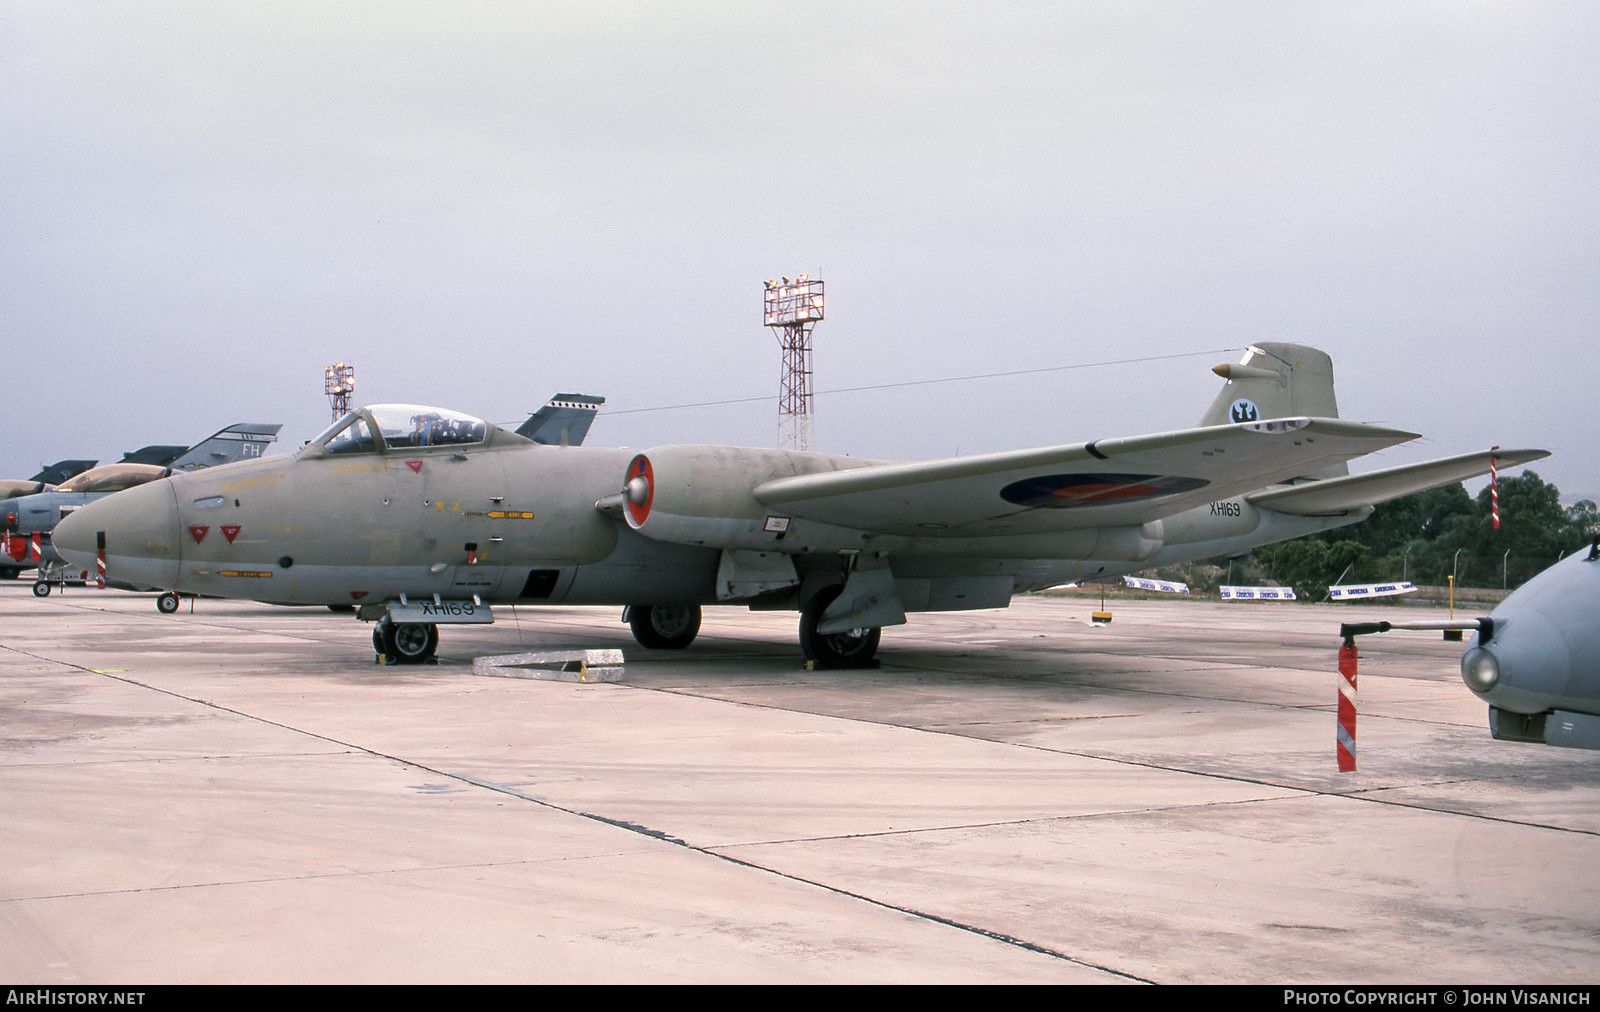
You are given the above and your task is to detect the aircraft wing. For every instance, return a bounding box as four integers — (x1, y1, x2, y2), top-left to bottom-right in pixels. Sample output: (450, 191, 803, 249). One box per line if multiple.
(1246, 448, 1549, 516)
(754, 417, 1418, 537)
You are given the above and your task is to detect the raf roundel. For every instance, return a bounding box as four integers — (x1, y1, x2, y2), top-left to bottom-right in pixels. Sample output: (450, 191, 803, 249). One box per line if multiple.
(999, 473, 1209, 509)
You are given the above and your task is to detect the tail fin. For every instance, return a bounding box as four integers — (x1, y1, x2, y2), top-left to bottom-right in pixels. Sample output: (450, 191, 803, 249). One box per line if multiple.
(1200, 343, 1345, 479)
(120, 445, 189, 466)
(516, 393, 605, 447)
(28, 459, 98, 485)
(169, 422, 283, 471)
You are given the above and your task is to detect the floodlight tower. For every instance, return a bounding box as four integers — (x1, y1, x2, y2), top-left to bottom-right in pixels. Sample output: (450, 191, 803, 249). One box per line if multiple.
(325, 362, 356, 423)
(763, 275, 824, 451)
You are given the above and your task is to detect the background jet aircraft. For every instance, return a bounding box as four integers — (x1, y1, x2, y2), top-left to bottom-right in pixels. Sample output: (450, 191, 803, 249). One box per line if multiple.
(54, 344, 1545, 667)
(1458, 539, 1600, 749)
(2, 422, 281, 581)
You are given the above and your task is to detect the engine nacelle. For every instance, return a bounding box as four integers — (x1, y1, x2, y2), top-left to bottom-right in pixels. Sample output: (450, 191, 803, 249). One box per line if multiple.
(622, 445, 860, 551)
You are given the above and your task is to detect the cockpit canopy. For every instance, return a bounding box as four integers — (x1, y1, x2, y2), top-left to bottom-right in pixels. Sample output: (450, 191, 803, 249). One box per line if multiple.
(55, 463, 173, 494)
(311, 405, 491, 456)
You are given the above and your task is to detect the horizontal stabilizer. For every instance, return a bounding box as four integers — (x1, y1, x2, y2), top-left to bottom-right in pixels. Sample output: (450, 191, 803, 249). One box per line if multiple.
(1246, 448, 1549, 516)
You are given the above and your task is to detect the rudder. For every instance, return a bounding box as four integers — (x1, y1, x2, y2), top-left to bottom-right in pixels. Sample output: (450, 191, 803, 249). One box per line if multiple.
(1200, 343, 1344, 478)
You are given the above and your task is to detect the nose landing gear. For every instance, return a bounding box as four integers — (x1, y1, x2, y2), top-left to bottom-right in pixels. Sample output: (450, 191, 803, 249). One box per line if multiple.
(625, 604, 702, 649)
(374, 618, 439, 664)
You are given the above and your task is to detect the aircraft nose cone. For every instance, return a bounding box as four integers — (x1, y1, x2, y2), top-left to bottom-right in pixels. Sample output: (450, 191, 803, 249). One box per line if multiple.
(51, 503, 97, 565)
(53, 479, 181, 588)
(1463, 610, 1571, 712)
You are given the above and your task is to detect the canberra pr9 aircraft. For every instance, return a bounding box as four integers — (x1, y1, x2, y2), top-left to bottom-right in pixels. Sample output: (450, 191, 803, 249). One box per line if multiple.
(53, 344, 1545, 667)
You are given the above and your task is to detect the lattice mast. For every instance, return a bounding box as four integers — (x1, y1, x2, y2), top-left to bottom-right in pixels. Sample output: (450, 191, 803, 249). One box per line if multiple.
(763, 276, 823, 451)
(325, 362, 356, 423)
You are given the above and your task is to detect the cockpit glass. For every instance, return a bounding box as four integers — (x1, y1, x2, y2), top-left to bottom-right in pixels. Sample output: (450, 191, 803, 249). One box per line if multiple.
(369, 404, 488, 449)
(322, 415, 378, 455)
(312, 406, 488, 456)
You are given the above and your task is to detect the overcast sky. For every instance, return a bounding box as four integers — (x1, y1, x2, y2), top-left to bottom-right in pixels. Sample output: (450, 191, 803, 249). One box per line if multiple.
(4, 2, 1596, 500)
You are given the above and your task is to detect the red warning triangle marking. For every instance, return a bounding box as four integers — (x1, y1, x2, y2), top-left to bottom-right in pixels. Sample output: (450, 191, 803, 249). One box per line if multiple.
(188, 525, 209, 544)
(350, 591, 368, 600)
(405, 460, 423, 474)
(221, 525, 241, 544)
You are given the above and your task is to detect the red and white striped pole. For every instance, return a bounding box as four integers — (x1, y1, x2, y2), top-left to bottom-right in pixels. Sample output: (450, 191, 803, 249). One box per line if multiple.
(95, 531, 106, 589)
(1337, 639, 1358, 772)
(1490, 446, 1500, 530)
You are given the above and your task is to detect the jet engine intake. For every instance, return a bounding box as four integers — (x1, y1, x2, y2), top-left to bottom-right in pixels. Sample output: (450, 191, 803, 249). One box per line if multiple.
(621, 446, 844, 551)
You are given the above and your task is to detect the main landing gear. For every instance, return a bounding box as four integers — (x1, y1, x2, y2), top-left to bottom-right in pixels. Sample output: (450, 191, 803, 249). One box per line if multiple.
(799, 586, 881, 669)
(626, 604, 702, 649)
(374, 618, 439, 664)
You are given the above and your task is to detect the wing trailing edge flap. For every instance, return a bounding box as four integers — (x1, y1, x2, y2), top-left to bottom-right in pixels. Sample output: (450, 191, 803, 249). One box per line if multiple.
(754, 417, 1419, 537)
(1246, 448, 1550, 516)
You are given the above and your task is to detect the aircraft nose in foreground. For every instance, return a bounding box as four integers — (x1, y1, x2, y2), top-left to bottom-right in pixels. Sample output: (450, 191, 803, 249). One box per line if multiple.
(53, 479, 182, 590)
(1459, 544, 1600, 749)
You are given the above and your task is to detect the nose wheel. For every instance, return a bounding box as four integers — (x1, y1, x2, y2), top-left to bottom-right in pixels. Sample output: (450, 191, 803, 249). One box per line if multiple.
(374, 619, 439, 664)
(626, 604, 701, 649)
(157, 592, 181, 614)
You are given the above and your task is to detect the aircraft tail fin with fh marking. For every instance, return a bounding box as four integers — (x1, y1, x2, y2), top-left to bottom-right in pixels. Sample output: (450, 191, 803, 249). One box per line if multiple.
(1200, 343, 1345, 479)
(169, 423, 283, 471)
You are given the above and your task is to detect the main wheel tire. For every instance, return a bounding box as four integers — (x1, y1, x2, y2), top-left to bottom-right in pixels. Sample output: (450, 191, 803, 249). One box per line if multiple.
(382, 621, 439, 664)
(32, 581, 50, 598)
(156, 592, 180, 614)
(799, 586, 882, 669)
(628, 604, 701, 649)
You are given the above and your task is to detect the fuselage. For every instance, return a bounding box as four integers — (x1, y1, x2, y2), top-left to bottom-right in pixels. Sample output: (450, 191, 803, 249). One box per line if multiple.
(53, 425, 1363, 611)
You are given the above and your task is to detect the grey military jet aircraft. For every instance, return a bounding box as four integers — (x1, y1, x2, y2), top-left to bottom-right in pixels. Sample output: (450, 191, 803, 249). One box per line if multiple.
(1457, 540, 1600, 749)
(3, 422, 281, 582)
(53, 345, 1545, 667)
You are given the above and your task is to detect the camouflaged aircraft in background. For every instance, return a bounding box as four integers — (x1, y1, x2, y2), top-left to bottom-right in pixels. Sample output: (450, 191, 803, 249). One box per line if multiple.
(53, 345, 1545, 667)
(3, 422, 281, 585)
